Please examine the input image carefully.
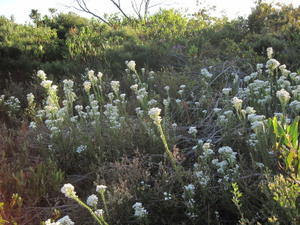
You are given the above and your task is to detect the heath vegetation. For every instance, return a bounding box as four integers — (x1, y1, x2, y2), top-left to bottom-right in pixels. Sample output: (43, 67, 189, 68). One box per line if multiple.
(0, 1, 300, 224)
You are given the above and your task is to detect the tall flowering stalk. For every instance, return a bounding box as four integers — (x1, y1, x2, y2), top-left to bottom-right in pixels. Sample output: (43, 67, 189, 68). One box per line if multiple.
(96, 185, 109, 218)
(126, 60, 142, 85)
(148, 107, 182, 181)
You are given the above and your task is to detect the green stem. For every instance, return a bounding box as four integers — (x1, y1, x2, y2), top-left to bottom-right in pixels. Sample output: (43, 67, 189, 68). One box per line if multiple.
(73, 197, 106, 225)
(100, 192, 109, 219)
(156, 122, 183, 183)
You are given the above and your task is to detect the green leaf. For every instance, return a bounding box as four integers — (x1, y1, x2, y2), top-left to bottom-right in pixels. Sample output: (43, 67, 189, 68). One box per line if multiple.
(289, 116, 299, 149)
(286, 149, 296, 169)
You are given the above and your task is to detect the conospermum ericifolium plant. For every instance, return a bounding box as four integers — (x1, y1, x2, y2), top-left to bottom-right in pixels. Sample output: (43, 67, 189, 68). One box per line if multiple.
(4, 49, 300, 224)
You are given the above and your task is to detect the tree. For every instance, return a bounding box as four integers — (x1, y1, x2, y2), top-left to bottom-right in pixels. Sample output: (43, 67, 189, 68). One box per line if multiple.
(72, 0, 157, 25)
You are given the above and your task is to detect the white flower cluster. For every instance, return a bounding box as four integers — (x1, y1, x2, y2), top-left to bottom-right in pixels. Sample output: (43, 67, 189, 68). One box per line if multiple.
(2, 96, 21, 113)
(94, 209, 104, 217)
(201, 68, 213, 79)
(148, 107, 162, 125)
(222, 88, 232, 96)
(76, 145, 87, 153)
(83, 81, 92, 93)
(27, 93, 35, 106)
(126, 60, 136, 71)
(45, 216, 74, 225)
(276, 88, 290, 105)
(231, 97, 243, 111)
(188, 126, 197, 135)
(267, 47, 273, 59)
(135, 107, 144, 117)
(96, 185, 107, 193)
(104, 103, 121, 128)
(86, 194, 98, 207)
(147, 99, 157, 106)
(61, 183, 77, 199)
(212, 146, 239, 185)
(194, 169, 210, 186)
(136, 88, 148, 102)
(88, 70, 98, 84)
(110, 80, 120, 95)
(163, 192, 172, 200)
(132, 202, 148, 217)
(63, 79, 76, 104)
(290, 100, 300, 112)
(266, 58, 280, 70)
(182, 184, 197, 218)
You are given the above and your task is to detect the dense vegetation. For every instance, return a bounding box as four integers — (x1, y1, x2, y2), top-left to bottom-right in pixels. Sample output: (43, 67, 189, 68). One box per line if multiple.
(1, 1, 300, 224)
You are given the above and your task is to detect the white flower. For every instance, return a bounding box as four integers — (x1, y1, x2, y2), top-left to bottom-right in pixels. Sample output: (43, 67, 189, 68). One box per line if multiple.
(184, 184, 195, 193)
(245, 106, 256, 114)
(148, 99, 157, 106)
(29, 121, 37, 129)
(290, 100, 300, 112)
(130, 84, 138, 92)
(172, 123, 177, 129)
(267, 47, 273, 59)
(97, 72, 103, 80)
(27, 93, 35, 105)
(63, 79, 74, 90)
(95, 209, 104, 217)
(188, 126, 197, 135)
(76, 145, 87, 153)
(164, 86, 170, 91)
(132, 202, 148, 217)
(57, 216, 74, 225)
(180, 84, 186, 89)
(148, 107, 162, 125)
(149, 71, 155, 76)
(75, 105, 83, 112)
(175, 99, 181, 104)
(135, 107, 144, 116)
(222, 88, 232, 96)
(163, 192, 172, 200)
(37, 70, 47, 80)
(120, 93, 126, 100)
(276, 88, 290, 105)
(126, 60, 136, 71)
(61, 184, 77, 198)
(213, 108, 221, 113)
(256, 63, 264, 70)
(178, 89, 184, 95)
(110, 81, 120, 94)
(96, 185, 107, 193)
(244, 76, 251, 83)
(163, 99, 170, 106)
(266, 59, 280, 70)
(256, 162, 264, 168)
(88, 70, 98, 83)
(86, 194, 98, 207)
(231, 97, 243, 111)
(201, 68, 213, 78)
(251, 121, 265, 132)
(202, 142, 211, 151)
(136, 88, 148, 101)
(41, 80, 53, 89)
(107, 92, 114, 101)
(83, 81, 91, 93)
(44, 219, 60, 225)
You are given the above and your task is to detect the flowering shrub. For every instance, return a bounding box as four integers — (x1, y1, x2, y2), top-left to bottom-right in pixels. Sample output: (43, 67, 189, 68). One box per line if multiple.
(2, 47, 300, 224)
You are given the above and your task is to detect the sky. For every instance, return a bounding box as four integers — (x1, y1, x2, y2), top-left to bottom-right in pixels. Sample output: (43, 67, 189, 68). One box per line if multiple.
(1, 0, 300, 24)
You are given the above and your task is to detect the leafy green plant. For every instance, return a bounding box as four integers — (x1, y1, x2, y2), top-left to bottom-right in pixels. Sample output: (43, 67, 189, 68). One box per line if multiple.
(269, 116, 300, 179)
